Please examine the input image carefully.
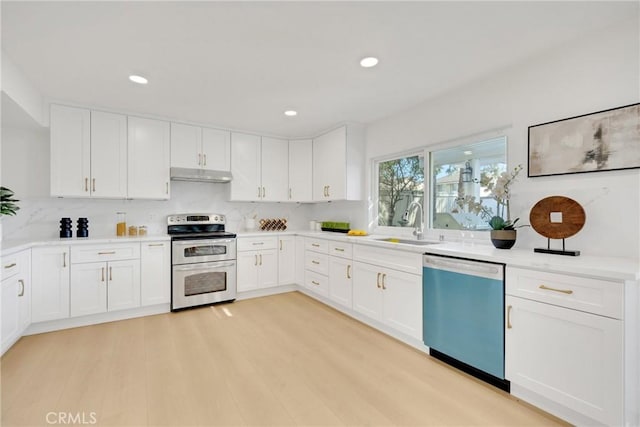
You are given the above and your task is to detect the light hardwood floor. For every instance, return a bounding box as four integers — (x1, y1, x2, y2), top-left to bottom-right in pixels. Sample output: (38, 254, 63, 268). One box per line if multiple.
(1, 291, 567, 426)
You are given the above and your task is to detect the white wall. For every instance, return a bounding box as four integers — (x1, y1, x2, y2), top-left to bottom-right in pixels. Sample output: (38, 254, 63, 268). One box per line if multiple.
(365, 18, 640, 258)
(1, 50, 46, 126)
(0, 125, 312, 240)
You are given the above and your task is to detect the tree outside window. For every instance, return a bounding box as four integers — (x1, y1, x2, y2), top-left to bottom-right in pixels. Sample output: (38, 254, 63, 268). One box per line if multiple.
(378, 155, 424, 227)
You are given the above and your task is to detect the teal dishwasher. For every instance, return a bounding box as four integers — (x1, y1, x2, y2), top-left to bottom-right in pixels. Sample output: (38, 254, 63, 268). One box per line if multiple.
(422, 254, 509, 391)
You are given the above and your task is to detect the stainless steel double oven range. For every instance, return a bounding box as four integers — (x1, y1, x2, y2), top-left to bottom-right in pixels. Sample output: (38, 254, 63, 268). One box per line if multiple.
(168, 213, 237, 311)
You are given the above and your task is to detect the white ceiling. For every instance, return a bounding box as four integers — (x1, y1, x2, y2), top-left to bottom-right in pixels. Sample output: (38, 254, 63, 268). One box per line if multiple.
(1, 1, 635, 138)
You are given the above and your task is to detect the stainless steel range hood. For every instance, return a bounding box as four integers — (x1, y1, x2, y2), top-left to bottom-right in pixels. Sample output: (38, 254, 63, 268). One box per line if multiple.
(170, 167, 233, 183)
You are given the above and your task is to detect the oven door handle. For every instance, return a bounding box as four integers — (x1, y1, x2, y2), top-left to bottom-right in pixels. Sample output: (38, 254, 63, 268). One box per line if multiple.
(173, 261, 236, 272)
(173, 239, 235, 247)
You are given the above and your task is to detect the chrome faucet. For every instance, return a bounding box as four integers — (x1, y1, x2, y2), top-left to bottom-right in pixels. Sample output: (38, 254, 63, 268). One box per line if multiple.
(403, 201, 424, 240)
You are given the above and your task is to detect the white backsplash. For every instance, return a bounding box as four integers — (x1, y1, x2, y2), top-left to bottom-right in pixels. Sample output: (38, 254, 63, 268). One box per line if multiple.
(0, 180, 314, 241)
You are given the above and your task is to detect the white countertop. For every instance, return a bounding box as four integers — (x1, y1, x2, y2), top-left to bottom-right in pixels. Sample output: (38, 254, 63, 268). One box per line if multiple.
(4, 230, 638, 281)
(1, 235, 171, 257)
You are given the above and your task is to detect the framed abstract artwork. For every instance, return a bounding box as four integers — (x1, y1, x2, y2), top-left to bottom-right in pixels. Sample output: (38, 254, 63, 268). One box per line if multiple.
(528, 103, 640, 177)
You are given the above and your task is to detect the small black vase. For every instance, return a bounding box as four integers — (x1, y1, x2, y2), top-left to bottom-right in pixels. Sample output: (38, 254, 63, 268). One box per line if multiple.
(490, 229, 516, 249)
(60, 217, 72, 238)
(77, 217, 89, 238)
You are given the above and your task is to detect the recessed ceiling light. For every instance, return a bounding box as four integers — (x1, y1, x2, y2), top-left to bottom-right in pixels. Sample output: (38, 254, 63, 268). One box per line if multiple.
(129, 75, 148, 85)
(464, 150, 473, 155)
(284, 110, 297, 117)
(360, 57, 379, 68)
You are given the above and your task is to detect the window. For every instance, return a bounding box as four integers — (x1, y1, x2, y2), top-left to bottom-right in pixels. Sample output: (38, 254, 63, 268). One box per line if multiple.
(430, 136, 506, 230)
(376, 153, 425, 228)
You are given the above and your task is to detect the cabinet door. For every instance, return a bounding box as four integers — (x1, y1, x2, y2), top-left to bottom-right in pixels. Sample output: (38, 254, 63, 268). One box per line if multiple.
(261, 137, 289, 201)
(352, 262, 383, 320)
(381, 269, 422, 340)
(505, 296, 623, 426)
(237, 251, 259, 292)
(328, 256, 352, 308)
(17, 251, 31, 332)
(70, 262, 107, 317)
(278, 236, 296, 285)
(288, 140, 312, 201)
(1, 276, 20, 354)
(31, 246, 70, 322)
(258, 249, 278, 289)
(128, 116, 171, 199)
(202, 128, 231, 171)
(107, 260, 141, 312)
(313, 126, 346, 201)
(230, 132, 261, 201)
(140, 241, 170, 306)
(50, 104, 91, 197)
(171, 122, 202, 169)
(91, 111, 128, 198)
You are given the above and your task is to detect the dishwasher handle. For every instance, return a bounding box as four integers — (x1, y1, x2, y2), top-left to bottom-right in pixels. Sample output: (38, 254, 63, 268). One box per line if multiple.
(423, 255, 503, 280)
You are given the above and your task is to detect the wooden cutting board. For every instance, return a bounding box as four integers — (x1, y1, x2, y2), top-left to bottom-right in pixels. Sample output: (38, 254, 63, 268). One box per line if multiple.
(529, 196, 585, 239)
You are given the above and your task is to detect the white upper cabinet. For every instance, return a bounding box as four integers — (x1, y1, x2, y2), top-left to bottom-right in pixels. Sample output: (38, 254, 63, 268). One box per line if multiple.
(230, 132, 261, 201)
(171, 123, 231, 171)
(202, 127, 231, 171)
(312, 124, 365, 201)
(90, 111, 128, 198)
(170, 122, 202, 169)
(288, 139, 312, 202)
(50, 104, 91, 197)
(261, 137, 289, 201)
(128, 116, 171, 199)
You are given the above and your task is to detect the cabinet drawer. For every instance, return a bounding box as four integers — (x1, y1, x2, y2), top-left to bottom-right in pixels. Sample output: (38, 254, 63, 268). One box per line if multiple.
(353, 244, 422, 275)
(71, 243, 140, 263)
(305, 251, 328, 275)
(305, 238, 328, 253)
(2, 253, 22, 280)
(506, 267, 623, 319)
(305, 270, 328, 297)
(237, 236, 278, 251)
(329, 242, 352, 259)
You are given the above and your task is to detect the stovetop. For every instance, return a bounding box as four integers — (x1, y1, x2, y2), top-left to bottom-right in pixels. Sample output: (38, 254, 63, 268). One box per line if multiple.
(167, 213, 234, 239)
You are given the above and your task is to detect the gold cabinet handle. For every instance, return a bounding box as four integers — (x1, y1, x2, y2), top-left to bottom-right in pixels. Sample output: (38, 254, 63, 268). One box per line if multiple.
(280, 240, 283, 251)
(311, 260, 320, 265)
(101, 267, 105, 282)
(507, 305, 513, 329)
(539, 284, 574, 295)
(63, 252, 67, 268)
(326, 185, 330, 197)
(324, 185, 328, 197)
(166, 182, 169, 195)
(4, 263, 16, 269)
(334, 247, 344, 252)
(311, 243, 320, 248)
(198, 153, 202, 166)
(203, 154, 207, 166)
(98, 251, 116, 255)
(148, 243, 164, 247)
(254, 254, 258, 266)
(289, 188, 292, 200)
(252, 242, 264, 246)
(262, 187, 266, 198)
(259, 254, 263, 266)
(109, 266, 113, 281)
(92, 178, 96, 192)
(85, 177, 89, 192)
(311, 280, 320, 286)
(18, 279, 25, 297)
(376, 272, 381, 289)
(346, 264, 351, 279)
(381, 273, 387, 290)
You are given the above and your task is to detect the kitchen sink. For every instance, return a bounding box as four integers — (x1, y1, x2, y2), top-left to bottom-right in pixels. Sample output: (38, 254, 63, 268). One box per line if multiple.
(374, 237, 440, 246)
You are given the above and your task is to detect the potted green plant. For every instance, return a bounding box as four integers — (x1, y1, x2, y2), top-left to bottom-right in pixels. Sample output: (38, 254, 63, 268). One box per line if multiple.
(486, 165, 524, 249)
(0, 186, 20, 216)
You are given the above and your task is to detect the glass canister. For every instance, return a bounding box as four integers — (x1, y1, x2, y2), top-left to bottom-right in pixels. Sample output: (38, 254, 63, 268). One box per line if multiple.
(116, 212, 127, 236)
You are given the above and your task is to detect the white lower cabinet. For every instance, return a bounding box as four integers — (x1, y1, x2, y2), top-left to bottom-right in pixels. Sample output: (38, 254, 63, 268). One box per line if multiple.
(237, 237, 278, 292)
(1, 250, 31, 354)
(31, 246, 70, 323)
(328, 256, 352, 307)
(140, 241, 171, 306)
(277, 236, 295, 285)
(352, 260, 422, 340)
(505, 267, 624, 426)
(70, 259, 140, 316)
